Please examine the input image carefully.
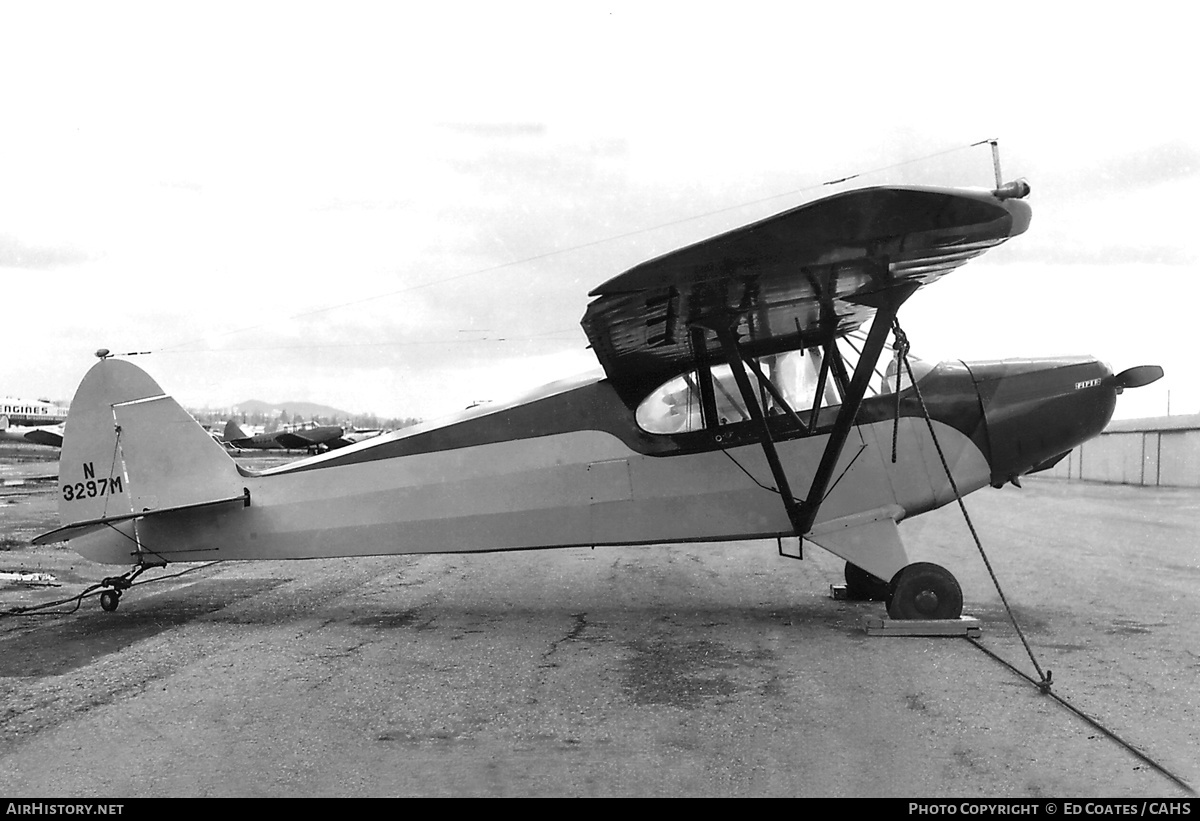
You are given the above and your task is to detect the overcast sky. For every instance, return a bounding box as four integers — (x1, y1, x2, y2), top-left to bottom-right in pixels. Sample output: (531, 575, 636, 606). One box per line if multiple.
(2, 2, 1196, 422)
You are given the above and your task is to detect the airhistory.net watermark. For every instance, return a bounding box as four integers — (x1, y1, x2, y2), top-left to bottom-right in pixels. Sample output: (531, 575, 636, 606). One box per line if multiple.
(6, 805, 123, 816)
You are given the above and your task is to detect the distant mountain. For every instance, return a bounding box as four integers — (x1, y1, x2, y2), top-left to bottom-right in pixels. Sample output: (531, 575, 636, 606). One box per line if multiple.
(232, 399, 352, 419)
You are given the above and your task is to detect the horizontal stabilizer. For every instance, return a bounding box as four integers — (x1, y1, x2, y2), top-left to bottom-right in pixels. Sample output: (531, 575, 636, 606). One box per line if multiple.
(33, 490, 250, 545)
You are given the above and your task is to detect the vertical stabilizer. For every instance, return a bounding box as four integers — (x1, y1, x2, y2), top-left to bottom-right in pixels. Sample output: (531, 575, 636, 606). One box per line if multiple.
(54, 358, 243, 534)
(224, 419, 249, 441)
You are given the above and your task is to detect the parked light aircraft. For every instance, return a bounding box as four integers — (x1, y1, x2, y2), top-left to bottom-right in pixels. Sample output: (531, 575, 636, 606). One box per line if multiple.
(0, 415, 63, 447)
(223, 420, 350, 454)
(35, 180, 1162, 617)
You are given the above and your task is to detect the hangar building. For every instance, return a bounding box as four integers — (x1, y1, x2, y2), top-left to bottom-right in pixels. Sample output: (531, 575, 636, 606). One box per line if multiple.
(1041, 414, 1200, 488)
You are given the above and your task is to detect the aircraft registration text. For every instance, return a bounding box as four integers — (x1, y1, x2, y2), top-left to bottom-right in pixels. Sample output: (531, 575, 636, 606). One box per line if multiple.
(61, 477, 123, 502)
(61, 462, 123, 502)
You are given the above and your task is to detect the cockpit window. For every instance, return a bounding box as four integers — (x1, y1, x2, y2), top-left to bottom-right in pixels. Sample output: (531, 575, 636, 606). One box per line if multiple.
(635, 325, 936, 436)
(636, 350, 843, 434)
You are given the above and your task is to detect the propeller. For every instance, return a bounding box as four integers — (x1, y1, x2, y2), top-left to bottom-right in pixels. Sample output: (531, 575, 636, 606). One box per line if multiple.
(1113, 365, 1164, 391)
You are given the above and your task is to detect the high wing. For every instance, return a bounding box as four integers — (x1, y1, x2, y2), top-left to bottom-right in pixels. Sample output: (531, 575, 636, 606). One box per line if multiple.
(581, 184, 1032, 401)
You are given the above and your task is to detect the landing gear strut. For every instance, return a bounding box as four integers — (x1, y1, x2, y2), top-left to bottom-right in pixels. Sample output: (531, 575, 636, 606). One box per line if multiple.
(95, 564, 154, 613)
(887, 562, 963, 620)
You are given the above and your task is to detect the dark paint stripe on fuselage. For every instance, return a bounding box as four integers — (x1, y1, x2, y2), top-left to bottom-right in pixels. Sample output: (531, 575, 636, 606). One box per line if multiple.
(270, 360, 992, 476)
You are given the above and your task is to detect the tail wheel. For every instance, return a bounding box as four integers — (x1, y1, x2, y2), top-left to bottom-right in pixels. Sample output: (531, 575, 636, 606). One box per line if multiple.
(844, 562, 890, 601)
(99, 590, 121, 612)
(887, 562, 962, 620)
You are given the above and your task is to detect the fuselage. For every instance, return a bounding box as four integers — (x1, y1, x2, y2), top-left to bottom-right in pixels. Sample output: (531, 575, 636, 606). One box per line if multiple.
(64, 355, 1119, 567)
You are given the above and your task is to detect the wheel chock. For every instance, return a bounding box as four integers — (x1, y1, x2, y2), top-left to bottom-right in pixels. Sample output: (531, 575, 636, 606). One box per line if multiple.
(864, 615, 982, 638)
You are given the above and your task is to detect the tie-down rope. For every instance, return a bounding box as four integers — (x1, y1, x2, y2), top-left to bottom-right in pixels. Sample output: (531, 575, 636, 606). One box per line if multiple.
(890, 317, 1195, 796)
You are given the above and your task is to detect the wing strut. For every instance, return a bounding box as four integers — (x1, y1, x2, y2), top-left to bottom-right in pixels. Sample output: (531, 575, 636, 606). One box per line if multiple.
(797, 284, 917, 536)
(714, 326, 807, 542)
(741, 356, 808, 434)
(708, 282, 917, 559)
(689, 326, 720, 429)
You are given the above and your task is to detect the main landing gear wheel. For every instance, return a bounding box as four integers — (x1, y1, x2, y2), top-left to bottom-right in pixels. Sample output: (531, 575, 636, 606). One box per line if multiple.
(886, 562, 963, 620)
(844, 562, 890, 601)
(99, 590, 122, 612)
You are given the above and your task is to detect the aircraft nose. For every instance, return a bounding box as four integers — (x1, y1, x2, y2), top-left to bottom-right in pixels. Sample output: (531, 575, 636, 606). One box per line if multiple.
(964, 357, 1118, 488)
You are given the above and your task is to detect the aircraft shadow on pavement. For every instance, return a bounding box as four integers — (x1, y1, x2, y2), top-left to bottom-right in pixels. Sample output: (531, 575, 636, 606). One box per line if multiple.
(340, 599, 877, 635)
(0, 578, 289, 677)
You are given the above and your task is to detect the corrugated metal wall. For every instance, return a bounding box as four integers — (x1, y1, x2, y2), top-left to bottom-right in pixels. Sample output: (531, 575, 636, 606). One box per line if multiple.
(1042, 414, 1200, 487)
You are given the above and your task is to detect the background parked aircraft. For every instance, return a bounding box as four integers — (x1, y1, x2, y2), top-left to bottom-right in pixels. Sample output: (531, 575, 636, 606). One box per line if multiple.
(223, 419, 352, 453)
(0, 415, 63, 447)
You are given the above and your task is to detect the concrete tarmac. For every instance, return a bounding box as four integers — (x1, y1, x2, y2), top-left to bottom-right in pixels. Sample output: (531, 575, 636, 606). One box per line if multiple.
(0, 467, 1197, 797)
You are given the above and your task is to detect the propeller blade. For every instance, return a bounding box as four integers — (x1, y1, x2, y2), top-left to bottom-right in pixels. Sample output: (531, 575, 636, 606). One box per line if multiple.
(1115, 365, 1164, 390)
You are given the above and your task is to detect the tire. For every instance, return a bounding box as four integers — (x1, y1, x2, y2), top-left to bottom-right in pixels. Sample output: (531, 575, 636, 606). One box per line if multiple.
(886, 562, 962, 620)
